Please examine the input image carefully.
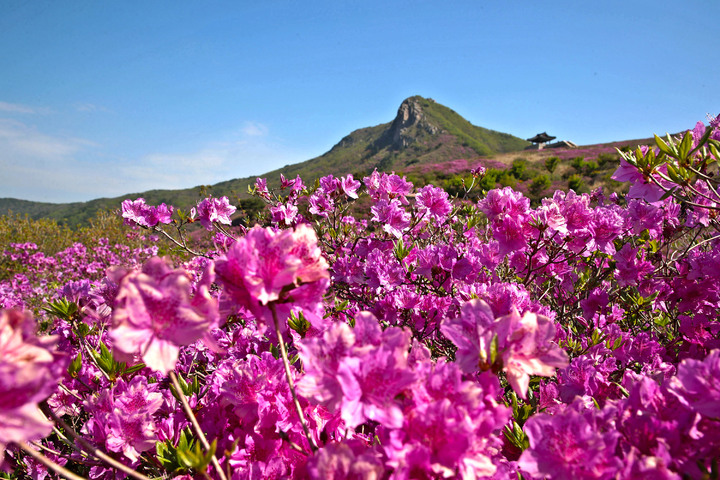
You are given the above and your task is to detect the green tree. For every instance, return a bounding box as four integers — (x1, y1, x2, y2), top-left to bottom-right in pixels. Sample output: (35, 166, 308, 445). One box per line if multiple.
(529, 174, 552, 197)
(510, 158, 530, 180)
(545, 156, 560, 174)
(568, 174, 584, 192)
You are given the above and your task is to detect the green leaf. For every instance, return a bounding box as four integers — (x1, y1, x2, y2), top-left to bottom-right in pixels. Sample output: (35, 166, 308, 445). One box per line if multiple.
(123, 363, 147, 376)
(43, 298, 80, 323)
(709, 142, 720, 164)
(658, 187, 676, 202)
(665, 163, 682, 183)
(689, 123, 714, 157)
(393, 238, 411, 261)
(489, 334, 499, 366)
(68, 352, 82, 378)
(156, 429, 216, 474)
(288, 310, 311, 337)
(678, 131, 693, 163)
(91, 342, 145, 381)
(503, 420, 529, 451)
(334, 299, 350, 312)
(635, 147, 648, 169)
(654, 134, 676, 158)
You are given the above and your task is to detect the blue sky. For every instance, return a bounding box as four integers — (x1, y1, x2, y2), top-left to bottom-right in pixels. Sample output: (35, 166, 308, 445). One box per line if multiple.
(1, 1, 717, 203)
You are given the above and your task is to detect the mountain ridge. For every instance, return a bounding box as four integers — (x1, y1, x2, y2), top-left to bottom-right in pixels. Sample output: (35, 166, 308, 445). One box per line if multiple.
(0, 96, 636, 225)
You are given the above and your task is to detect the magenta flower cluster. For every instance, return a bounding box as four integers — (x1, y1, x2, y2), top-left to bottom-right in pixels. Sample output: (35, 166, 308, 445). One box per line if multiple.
(1, 116, 720, 479)
(121, 198, 173, 227)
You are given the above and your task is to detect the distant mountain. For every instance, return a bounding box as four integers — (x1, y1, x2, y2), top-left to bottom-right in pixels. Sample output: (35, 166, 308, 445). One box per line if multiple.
(0, 96, 532, 224)
(0, 95, 635, 225)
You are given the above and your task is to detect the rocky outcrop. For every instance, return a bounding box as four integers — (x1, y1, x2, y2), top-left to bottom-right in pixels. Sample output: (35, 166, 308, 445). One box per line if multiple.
(376, 97, 442, 150)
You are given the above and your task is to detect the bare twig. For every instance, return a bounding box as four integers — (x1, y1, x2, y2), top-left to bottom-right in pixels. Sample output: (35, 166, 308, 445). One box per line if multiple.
(40, 403, 152, 480)
(168, 371, 228, 480)
(18, 442, 87, 480)
(269, 302, 318, 452)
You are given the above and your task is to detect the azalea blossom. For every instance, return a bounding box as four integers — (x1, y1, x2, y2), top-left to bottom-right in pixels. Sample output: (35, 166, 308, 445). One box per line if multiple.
(214, 224, 330, 328)
(667, 349, 720, 419)
(340, 174, 361, 199)
(0, 309, 65, 458)
(416, 184, 452, 224)
(109, 257, 218, 374)
(196, 196, 237, 231)
(442, 299, 568, 398)
(298, 311, 415, 429)
(121, 198, 174, 227)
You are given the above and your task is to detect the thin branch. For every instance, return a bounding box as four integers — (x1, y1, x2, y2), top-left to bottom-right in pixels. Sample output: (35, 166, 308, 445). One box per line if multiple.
(153, 226, 211, 258)
(40, 403, 152, 480)
(269, 302, 318, 452)
(168, 371, 228, 480)
(17, 442, 87, 480)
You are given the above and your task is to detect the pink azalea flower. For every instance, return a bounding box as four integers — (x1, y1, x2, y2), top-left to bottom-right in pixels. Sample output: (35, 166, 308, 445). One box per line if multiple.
(279, 173, 294, 189)
(531, 202, 568, 236)
(614, 244, 655, 287)
(270, 202, 299, 226)
(478, 187, 530, 221)
(153, 203, 174, 224)
(0, 310, 65, 457)
(441, 299, 495, 373)
(255, 177, 271, 199)
(109, 257, 218, 374)
(120, 198, 151, 227)
(442, 299, 568, 399)
(304, 440, 384, 480)
(83, 376, 163, 462)
(196, 196, 237, 231)
(667, 349, 720, 419)
(319, 174, 340, 194)
(611, 158, 645, 184)
(519, 402, 622, 479)
(363, 170, 413, 203)
(496, 309, 569, 398)
(416, 184, 452, 224)
(308, 193, 334, 218)
(340, 174, 361, 199)
(592, 207, 624, 255)
(298, 311, 415, 429)
(370, 198, 410, 238)
(121, 198, 174, 227)
(213, 224, 329, 327)
(471, 165, 486, 177)
(493, 214, 530, 255)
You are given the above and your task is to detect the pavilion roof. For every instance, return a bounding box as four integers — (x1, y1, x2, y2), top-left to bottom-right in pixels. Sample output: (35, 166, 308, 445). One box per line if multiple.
(527, 132, 556, 143)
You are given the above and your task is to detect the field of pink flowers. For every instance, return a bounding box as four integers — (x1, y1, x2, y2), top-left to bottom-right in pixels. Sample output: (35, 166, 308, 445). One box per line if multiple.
(1, 117, 719, 480)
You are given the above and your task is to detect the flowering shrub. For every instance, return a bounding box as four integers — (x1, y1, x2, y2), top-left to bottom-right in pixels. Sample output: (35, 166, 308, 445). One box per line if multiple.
(1, 115, 719, 479)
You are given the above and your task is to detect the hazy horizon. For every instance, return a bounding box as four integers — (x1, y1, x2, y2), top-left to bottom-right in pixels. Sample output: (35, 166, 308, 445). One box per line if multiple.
(1, 1, 717, 203)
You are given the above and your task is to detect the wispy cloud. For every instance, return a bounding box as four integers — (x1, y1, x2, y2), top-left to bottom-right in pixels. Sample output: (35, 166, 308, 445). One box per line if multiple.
(74, 103, 112, 113)
(0, 101, 52, 115)
(240, 121, 268, 137)
(0, 119, 95, 158)
(123, 126, 300, 192)
(0, 119, 305, 203)
(0, 118, 102, 202)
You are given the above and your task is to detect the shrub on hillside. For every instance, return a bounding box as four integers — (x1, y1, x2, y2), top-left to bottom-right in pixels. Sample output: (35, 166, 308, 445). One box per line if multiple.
(544, 156, 560, 174)
(568, 173, 584, 192)
(528, 173, 552, 197)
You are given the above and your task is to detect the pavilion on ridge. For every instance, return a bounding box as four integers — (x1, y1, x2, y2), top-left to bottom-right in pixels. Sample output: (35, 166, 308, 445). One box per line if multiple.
(526, 132, 556, 150)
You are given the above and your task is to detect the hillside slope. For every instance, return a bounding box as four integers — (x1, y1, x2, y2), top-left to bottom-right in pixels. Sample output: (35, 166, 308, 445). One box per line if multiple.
(0, 96, 641, 225)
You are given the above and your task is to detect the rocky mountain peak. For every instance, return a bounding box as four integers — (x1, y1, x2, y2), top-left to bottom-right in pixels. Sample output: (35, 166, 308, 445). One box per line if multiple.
(382, 96, 442, 149)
